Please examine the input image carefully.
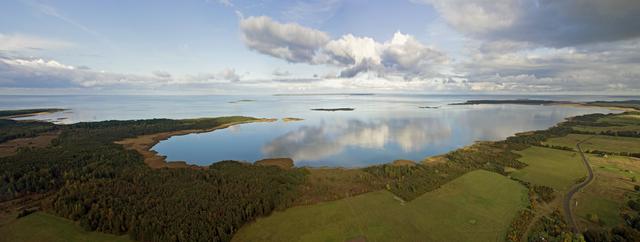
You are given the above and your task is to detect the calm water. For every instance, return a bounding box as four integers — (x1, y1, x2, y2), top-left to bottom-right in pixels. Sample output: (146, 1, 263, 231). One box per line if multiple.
(0, 94, 630, 167)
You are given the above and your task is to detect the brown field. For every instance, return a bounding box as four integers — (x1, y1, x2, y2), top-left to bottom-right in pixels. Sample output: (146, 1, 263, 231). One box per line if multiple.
(255, 158, 294, 169)
(0, 132, 59, 157)
(391, 159, 417, 166)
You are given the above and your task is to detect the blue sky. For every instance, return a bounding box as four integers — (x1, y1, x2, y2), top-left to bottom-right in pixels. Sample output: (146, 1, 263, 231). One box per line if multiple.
(1, 0, 639, 94)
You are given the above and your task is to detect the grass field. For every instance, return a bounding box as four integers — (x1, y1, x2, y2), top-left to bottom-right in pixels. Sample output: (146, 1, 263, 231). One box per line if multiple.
(233, 170, 528, 242)
(573, 125, 640, 133)
(598, 114, 640, 126)
(544, 134, 640, 154)
(510, 146, 586, 191)
(573, 113, 640, 133)
(0, 212, 131, 242)
(574, 155, 640, 228)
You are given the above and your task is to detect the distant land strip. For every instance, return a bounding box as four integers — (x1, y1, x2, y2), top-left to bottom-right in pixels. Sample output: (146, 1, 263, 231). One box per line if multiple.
(450, 99, 568, 105)
(310, 108, 355, 111)
(450, 99, 640, 111)
(275, 93, 374, 96)
(0, 108, 67, 118)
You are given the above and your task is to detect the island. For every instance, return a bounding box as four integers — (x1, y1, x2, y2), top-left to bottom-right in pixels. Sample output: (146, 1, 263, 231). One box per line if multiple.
(228, 99, 256, 104)
(281, 117, 304, 122)
(310, 108, 355, 111)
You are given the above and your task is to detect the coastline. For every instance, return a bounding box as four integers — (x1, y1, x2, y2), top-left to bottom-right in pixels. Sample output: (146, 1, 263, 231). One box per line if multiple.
(115, 118, 276, 169)
(113, 100, 632, 170)
(1, 109, 68, 119)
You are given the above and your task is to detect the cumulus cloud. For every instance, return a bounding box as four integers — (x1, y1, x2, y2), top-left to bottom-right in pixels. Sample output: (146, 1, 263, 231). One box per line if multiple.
(239, 16, 330, 63)
(240, 16, 449, 80)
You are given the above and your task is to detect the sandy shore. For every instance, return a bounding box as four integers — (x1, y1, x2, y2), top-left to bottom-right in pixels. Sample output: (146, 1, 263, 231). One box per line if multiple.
(115, 118, 276, 169)
(4, 109, 68, 119)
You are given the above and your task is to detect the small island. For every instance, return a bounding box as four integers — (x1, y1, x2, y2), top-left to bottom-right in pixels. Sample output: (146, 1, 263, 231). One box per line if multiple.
(310, 108, 355, 112)
(228, 99, 256, 104)
(418, 106, 439, 109)
(282, 117, 304, 122)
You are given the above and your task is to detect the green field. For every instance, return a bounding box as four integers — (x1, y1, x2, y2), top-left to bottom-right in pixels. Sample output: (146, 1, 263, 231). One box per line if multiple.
(233, 170, 528, 242)
(573, 113, 640, 133)
(598, 114, 640, 126)
(0, 212, 132, 242)
(574, 155, 640, 228)
(510, 146, 586, 191)
(545, 134, 640, 154)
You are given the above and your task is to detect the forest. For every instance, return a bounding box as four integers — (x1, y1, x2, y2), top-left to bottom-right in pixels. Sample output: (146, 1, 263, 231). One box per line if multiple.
(1, 116, 307, 241)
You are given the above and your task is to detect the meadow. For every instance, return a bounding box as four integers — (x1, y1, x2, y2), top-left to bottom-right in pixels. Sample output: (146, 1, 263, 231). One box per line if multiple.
(574, 155, 640, 229)
(0, 212, 131, 242)
(545, 134, 640, 154)
(510, 146, 586, 191)
(233, 170, 528, 242)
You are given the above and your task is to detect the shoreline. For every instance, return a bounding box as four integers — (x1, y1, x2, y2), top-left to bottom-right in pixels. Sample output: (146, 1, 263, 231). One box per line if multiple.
(113, 101, 630, 170)
(115, 118, 276, 169)
(2, 109, 68, 119)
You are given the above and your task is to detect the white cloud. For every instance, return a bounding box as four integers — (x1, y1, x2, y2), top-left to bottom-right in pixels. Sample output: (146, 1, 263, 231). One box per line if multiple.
(240, 16, 449, 81)
(321, 34, 379, 65)
(239, 16, 330, 63)
(0, 57, 242, 88)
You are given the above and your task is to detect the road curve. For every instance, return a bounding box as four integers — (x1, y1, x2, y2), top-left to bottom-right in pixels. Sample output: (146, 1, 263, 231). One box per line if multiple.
(563, 136, 595, 233)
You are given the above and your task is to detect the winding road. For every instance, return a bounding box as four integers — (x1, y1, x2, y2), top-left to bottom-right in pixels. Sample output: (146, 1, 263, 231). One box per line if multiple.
(563, 136, 595, 233)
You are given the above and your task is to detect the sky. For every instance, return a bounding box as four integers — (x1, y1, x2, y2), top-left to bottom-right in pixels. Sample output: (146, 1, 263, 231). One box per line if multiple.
(0, 0, 639, 95)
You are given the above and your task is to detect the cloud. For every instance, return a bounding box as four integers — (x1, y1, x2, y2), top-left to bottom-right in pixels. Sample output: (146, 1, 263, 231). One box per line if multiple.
(422, 0, 640, 47)
(0, 57, 242, 89)
(459, 39, 640, 93)
(239, 16, 330, 63)
(240, 16, 449, 80)
(0, 33, 73, 52)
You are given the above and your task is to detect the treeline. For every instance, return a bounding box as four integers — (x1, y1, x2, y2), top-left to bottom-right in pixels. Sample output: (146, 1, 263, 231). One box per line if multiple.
(1, 116, 310, 242)
(363, 142, 527, 201)
(363, 162, 469, 201)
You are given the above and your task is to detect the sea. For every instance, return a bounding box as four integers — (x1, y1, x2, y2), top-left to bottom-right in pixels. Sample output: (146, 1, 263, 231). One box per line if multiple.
(1, 94, 634, 167)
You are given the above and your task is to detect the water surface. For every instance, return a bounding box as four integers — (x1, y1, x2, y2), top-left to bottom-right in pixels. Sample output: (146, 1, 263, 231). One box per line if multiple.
(0, 94, 626, 167)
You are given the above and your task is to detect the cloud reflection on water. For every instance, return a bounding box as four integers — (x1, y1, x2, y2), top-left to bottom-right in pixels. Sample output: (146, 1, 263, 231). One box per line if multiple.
(262, 118, 451, 162)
